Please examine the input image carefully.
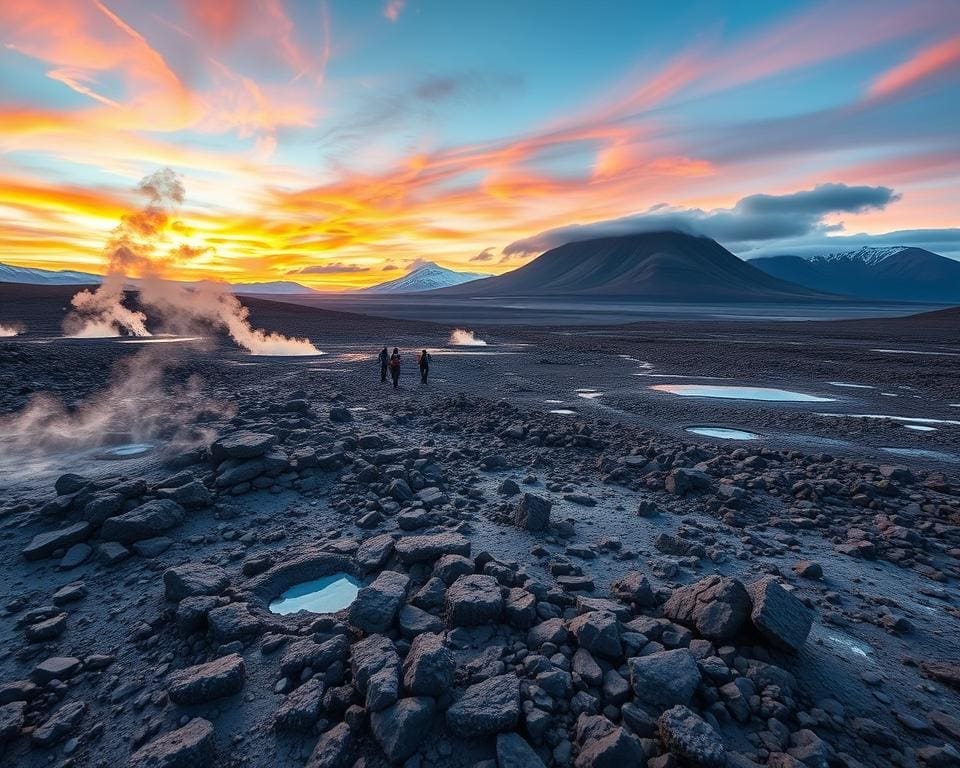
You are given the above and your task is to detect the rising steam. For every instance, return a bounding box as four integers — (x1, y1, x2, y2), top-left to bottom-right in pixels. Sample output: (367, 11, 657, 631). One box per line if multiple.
(0, 322, 25, 337)
(0, 348, 230, 455)
(449, 328, 488, 346)
(66, 169, 320, 355)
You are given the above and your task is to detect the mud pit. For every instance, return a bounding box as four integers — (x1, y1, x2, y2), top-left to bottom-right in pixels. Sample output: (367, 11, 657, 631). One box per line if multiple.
(0, 288, 959, 768)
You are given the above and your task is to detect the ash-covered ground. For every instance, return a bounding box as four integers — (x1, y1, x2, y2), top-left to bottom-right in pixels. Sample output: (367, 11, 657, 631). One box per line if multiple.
(0, 287, 958, 768)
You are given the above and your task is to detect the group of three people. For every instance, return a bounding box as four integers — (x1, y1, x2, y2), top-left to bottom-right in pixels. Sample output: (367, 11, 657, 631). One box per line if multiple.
(378, 347, 431, 388)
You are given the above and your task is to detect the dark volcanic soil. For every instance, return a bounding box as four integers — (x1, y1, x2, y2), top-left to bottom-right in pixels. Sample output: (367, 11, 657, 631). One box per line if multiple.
(1, 287, 959, 768)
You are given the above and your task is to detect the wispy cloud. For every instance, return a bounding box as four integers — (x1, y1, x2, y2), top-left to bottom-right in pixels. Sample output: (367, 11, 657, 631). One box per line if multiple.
(383, 0, 405, 23)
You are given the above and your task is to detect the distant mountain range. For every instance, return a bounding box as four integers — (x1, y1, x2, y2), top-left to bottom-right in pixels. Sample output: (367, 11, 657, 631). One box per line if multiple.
(0, 262, 316, 295)
(434, 231, 827, 301)
(362, 262, 491, 293)
(749, 247, 960, 302)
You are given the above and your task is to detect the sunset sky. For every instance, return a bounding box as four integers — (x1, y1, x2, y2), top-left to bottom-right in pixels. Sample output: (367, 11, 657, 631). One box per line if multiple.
(1, 0, 959, 289)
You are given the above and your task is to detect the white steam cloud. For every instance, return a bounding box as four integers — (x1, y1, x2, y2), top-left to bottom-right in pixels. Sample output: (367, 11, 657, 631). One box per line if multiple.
(0, 322, 25, 337)
(0, 348, 230, 455)
(66, 169, 320, 355)
(449, 328, 487, 346)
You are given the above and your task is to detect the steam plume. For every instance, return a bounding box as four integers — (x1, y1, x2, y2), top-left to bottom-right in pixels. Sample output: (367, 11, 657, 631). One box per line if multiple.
(0, 348, 230, 455)
(0, 322, 25, 337)
(66, 169, 320, 355)
(449, 328, 487, 346)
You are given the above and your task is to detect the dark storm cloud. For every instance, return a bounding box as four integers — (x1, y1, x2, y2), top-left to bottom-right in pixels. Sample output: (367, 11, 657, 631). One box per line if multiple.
(288, 263, 370, 274)
(503, 183, 900, 255)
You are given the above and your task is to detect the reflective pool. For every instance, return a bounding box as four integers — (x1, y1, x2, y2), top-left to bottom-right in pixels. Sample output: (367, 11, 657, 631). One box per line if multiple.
(651, 384, 834, 402)
(881, 448, 959, 463)
(97, 443, 154, 460)
(268, 573, 361, 615)
(686, 427, 760, 440)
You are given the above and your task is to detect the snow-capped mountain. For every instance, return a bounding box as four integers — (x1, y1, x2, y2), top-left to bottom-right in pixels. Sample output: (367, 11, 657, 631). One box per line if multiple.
(749, 247, 960, 302)
(229, 281, 316, 295)
(363, 262, 492, 293)
(0, 262, 102, 285)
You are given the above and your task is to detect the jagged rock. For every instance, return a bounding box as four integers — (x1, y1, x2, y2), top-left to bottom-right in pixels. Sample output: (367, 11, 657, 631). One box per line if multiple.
(498, 732, 546, 768)
(167, 654, 245, 705)
(370, 697, 435, 763)
(306, 722, 353, 768)
(629, 649, 701, 708)
(514, 493, 552, 531)
(351, 635, 401, 711)
(657, 705, 726, 767)
(574, 715, 643, 768)
(130, 718, 215, 768)
(356, 534, 395, 571)
(0, 701, 25, 744)
(748, 577, 814, 653)
(31, 700, 86, 747)
(274, 677, 325, 732)
(665, 468, 712, 495)
(445, 574, 503, 626)
(163, 563, 230, 602)
(568, 611, 622, 659)
(433, 554, 475, 585)
(22, 522, 91, 561)
(25, 613, 67, 642)
(280, 635, 349, 678)
(158, 481, 212, 508)
(100, 500, 185, 543)
(403, 633, 454, 695)
(662, 575, 751, 641)
(349, 570, 409, 633)
(447, 674, 520, 738)
(97, 541, 131, 566)
(505, 587, 537, 628)
(610, 571, 655, 607)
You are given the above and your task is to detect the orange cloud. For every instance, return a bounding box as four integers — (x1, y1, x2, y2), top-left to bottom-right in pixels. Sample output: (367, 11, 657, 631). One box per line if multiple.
(868, 35, 960, 99)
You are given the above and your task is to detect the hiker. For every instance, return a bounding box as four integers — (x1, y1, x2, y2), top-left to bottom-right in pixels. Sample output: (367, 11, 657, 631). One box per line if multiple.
(378, 347, 389, 383)
(418, 348, 431, 384)
(388, 347, 401, 388)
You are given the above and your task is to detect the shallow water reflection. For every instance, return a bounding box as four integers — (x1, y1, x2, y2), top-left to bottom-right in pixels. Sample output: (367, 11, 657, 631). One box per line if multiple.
(652, 384, 834, 402)
(269, 573, 361, 615)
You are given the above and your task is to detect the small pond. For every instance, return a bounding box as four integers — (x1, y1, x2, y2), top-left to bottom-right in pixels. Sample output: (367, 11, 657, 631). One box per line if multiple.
(651, 384, 834, 402)
(686, 427, 760, 441)
(268, 573, 361, 615)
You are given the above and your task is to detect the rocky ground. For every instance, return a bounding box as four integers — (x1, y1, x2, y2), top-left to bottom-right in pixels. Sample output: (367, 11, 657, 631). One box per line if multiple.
(0, 292, 959, 768)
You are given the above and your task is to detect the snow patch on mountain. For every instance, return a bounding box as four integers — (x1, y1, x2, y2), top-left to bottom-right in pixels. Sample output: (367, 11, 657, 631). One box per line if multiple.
(363, 262, 492, 293)
(805, 246, 908, 265)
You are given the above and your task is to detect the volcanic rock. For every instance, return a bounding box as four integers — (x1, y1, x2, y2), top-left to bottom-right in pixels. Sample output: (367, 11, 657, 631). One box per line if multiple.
(568, 610, 623, 659)
(167, 653, 245, 705)
(497, 733, 546, 768)
(748, 577, 814, 652)
(130, 718, 215, 768)
(22, 522, 91, 561)
(349, 570, 409, 633)
(370, 697, 436, 763)
(306, 722, 353, 768)
(100, 500, 186, 543)
(274, 677, 325, 732)
(394, 533, 471, 564)
(662, 575, 751, 641)
(629, 649, 701, 708)
(447, 674, 520, 738)
(657, 705, 726, 768)
(445, 574, 503, 626)
(403, 633, 454, 695)
(211, 431, 276, 460)
(514, 492, 552, 531)
(163, 563, 230, 602)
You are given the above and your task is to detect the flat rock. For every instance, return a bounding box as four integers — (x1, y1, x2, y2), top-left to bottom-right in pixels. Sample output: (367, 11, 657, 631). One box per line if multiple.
(100, 500, 185, 544)
(163, 563, 230, 602)
(748, 577, 814, 653)
(211, 431, 276, 460)
(22, 522, 91, 561)
(31, 700, 86, 747)
(447, 674, 520, 738)
(394, 533, 470, 565)
(207, 602, 262, 642)
(31, 656, 82, 684)
(356, 534, 395, 571)
(130, 718, 215, 768)
(274, 678, 325, 732)
(167, 653, 245, 705)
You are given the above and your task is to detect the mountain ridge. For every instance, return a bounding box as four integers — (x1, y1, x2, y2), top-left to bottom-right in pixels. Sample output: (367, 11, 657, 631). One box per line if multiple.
(362, 261, 492, 293)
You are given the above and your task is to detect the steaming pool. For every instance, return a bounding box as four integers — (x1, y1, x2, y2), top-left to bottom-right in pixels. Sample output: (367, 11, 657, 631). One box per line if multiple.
(650, 384, 835, 402)
(269, 574, 361, 615)
(96, 443, 155, 460)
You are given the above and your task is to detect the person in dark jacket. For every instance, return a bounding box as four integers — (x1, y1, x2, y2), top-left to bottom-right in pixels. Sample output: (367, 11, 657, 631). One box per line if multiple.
(388, 347, 401, 388)
(378, 347, 389, 383)
(418, 349, 431, 384)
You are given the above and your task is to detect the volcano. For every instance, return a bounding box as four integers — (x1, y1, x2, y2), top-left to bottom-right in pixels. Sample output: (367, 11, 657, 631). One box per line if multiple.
(434, 231, 828, 301)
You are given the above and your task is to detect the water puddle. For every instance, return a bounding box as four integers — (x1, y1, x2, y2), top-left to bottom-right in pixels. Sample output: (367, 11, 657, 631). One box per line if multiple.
(95, 443, 155, 460)
(686, 427, 760, 440)
(118, 336, 204, 344)
(576, 389, 603, 400)
(881, 448, 959, 462)
(819, 414, 960, 426)
(268, 573, 361, 615)
(828, 382, 874, 390)
(872, 348, 960, 357)
(549, 409, 577, 415)
(820, 629, 875, 662)
(904, 424, 937, 432)
(544, 399, 564, 404)
(651, 384, 834, 402)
